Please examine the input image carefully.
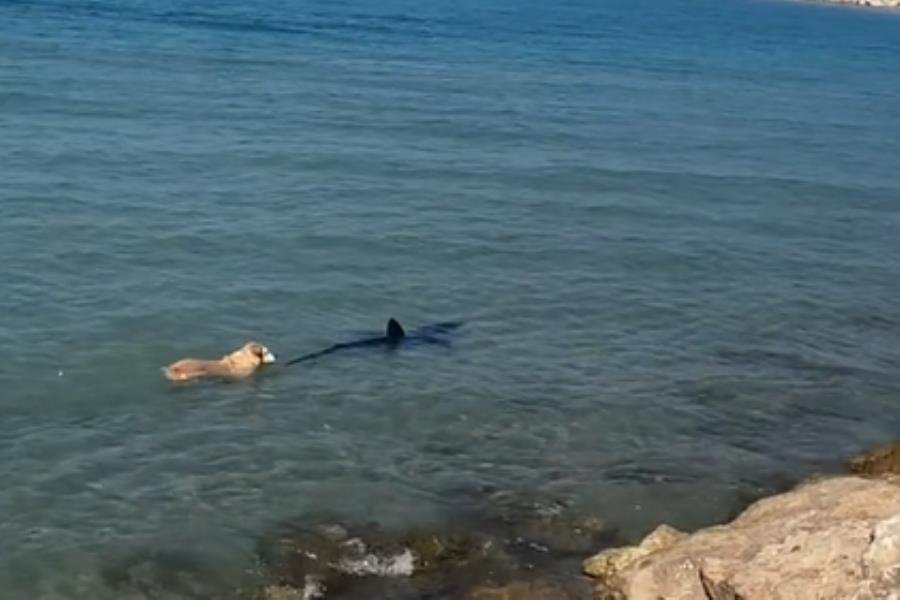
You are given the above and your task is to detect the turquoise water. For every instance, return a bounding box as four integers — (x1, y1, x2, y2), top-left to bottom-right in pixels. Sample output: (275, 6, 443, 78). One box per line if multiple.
(2, 0, 900, 596)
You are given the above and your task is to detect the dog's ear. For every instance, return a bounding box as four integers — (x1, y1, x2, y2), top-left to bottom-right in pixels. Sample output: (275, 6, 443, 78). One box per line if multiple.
(247, 342, 264, 358)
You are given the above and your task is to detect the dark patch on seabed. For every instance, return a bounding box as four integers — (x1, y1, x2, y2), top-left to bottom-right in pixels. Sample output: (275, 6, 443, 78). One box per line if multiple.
(101, 548, 235, 600)
(102, 488, 624, 599)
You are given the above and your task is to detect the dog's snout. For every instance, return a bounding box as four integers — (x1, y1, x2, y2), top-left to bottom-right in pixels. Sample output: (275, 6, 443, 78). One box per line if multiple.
(262, 349, 276, 364)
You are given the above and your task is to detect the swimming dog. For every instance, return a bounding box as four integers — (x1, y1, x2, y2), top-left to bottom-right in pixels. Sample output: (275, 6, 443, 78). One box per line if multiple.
(163, 341, 276, 381)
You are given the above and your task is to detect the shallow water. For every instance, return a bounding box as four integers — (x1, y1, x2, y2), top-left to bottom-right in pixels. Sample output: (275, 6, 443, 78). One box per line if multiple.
(2, 0, 900, 596)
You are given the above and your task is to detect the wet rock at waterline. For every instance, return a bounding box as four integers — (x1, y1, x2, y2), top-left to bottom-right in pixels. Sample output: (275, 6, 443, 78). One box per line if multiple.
(848, 440, 900, 476)
(582, 524, 686, 580)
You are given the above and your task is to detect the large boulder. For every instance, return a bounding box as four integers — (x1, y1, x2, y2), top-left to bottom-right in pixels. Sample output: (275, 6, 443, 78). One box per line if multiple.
(583, 475, 900, 600)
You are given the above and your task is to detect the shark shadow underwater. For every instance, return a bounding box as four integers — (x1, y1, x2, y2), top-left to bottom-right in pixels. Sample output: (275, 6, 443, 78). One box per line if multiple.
(284, 318, 463, 366)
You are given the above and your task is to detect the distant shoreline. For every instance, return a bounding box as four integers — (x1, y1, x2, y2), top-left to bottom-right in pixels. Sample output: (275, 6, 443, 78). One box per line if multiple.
(813, 0, 900, 8)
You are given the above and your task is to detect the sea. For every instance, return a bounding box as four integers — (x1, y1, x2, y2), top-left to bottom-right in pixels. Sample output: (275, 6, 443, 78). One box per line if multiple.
(1, 0, 899, 596)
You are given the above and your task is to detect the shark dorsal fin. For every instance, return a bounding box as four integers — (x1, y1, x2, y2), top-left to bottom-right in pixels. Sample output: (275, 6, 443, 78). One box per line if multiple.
(386, 318, 405, 341)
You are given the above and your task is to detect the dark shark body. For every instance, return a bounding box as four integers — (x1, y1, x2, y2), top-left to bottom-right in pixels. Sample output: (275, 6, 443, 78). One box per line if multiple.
(284, 318, 462, 366)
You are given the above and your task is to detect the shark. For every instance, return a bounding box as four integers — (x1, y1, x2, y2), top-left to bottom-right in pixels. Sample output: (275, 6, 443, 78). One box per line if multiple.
(284, 318, 462, 366)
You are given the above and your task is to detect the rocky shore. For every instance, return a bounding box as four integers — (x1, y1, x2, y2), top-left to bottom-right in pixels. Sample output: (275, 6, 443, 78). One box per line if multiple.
(584, 440, 900, 600)
(101, 441, 900, 600)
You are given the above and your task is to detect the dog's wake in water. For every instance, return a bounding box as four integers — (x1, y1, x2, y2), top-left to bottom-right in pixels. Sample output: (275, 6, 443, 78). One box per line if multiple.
(284, 318, 463, 366)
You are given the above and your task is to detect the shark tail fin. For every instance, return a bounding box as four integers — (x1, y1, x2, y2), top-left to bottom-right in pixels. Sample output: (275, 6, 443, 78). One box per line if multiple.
(386, 318, 405, 340)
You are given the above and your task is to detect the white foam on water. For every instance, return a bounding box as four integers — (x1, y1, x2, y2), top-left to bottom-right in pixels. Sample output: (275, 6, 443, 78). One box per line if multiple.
(302, 575, 325, 600)
(335, 548, 416, 577)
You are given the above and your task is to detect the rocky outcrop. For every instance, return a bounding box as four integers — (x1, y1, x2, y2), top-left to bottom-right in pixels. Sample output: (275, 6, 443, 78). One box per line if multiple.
(583, 475, 900, 600)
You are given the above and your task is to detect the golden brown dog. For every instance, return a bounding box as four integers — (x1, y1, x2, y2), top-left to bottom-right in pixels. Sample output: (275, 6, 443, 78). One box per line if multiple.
(163, 341, 276, 382)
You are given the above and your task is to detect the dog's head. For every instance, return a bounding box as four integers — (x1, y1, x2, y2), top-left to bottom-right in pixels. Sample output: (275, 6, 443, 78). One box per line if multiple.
(243, 342, 277, 365)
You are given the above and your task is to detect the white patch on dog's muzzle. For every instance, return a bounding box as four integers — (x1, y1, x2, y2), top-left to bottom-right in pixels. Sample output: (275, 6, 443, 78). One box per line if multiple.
(262, 349, 276, 364)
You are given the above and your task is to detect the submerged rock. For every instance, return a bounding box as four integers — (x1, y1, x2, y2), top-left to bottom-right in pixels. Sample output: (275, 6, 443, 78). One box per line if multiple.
(481, 490, 618, 557)
(254, 518, 509, 599)
(466, 578, 586, 600)
(848, 440, 900, 476)
(256, 521, 406, 596)
(582, 475, 900, 599)
(403, 530, 494, 575)
(250, 489, 616, 598)
(254, 585, 309, 600)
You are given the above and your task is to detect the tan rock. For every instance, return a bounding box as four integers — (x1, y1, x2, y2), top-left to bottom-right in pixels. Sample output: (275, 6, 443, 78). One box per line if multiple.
(849, 441, 900, 476)
(862, 512, 900, 600)
(582, 524, 686, 580)
(584, 476, 900, 600)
